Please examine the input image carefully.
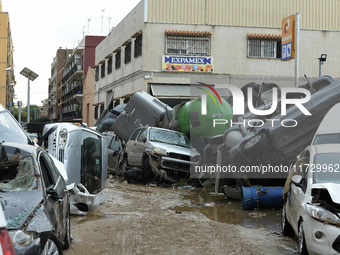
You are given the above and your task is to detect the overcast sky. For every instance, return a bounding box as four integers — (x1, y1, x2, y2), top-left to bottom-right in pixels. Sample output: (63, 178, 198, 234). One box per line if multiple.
(2, 0, 141, 106)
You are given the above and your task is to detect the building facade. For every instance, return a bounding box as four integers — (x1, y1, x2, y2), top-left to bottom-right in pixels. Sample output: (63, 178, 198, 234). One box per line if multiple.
(82, 66, 96, 127)
(94, 0, 340, 122)
(0, 2, 15, 113)
(49, 48, 73, 121)
(58, 36, 105, 122)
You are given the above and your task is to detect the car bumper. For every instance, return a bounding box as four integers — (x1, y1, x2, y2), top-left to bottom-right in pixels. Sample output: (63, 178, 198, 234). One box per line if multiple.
(14, 237, 42, 255)
(303, 216, 340, 255)
(160, 156, 197, 172)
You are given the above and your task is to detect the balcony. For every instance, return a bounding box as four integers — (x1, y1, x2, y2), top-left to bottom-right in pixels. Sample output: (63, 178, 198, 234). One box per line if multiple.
(61, 85, 83, 104)
(62, 64, 83, 86)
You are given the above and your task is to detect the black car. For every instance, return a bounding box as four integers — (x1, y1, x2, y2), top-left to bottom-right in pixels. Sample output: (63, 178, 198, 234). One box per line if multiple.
(0, 142, 70, 254)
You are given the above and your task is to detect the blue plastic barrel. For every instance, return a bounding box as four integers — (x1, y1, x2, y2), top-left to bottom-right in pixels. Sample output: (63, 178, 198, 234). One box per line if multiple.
(241, 186, 283, 210)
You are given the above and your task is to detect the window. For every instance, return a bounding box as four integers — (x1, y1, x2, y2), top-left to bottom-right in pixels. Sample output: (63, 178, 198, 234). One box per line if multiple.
(94, 105, 98, 119)
(134, 35, 142, 58)
(107, 57, 112, 74)
(137, 128, 147, 142)
(166, 36, 210, 56)
(101, 62, 105, 78)
(125, 42, 131, 64)
(248, 39, 281, 59)
(130, 128, 141, 141)
(95, 67, 99, 81)
(115, 50, 121, 69)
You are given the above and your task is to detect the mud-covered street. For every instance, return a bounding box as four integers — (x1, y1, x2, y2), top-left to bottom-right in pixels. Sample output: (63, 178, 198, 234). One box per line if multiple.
(64, 179, 297, 255)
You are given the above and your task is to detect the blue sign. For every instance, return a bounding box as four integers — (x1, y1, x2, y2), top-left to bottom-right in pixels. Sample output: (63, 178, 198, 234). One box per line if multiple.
(281, 42, 292, 61)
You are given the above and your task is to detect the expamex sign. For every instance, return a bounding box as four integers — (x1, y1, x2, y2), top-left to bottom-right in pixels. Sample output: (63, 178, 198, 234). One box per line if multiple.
(281, 15, 296, 61)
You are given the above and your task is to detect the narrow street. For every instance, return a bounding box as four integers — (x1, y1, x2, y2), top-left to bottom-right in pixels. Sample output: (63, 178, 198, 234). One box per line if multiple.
(65, 180, 297, 255)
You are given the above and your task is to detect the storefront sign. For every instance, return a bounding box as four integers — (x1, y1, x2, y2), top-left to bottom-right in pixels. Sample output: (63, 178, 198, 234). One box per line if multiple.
(162, 56, 213, 72)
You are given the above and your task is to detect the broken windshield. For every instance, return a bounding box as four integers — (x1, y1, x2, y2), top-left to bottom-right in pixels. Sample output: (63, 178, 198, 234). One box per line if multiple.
(0, 155, 37, 191)
(149, 129, 190, 148)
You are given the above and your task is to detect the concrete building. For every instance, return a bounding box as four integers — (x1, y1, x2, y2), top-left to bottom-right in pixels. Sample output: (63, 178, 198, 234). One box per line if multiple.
(82, 66, 96, 127)
(49, 48, 73, 121)
(59, 35, 105, 122)
(94, 0, 340, 122)
(0, 2, 15, 113)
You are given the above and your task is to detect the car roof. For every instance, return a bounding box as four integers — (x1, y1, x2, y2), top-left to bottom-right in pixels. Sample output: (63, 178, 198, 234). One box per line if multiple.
(312, 103, 340, 138)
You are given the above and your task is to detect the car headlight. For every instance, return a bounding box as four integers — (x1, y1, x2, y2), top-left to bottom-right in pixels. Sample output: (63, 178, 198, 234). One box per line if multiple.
(153, 147, 167, 156)
(59, 128, 68, 150)
(306, 204, 340, 226)
(9, 230, 34, 246)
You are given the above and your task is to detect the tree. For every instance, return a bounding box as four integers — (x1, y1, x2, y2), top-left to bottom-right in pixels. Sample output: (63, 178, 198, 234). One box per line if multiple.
(23, 105, 41, 121)
(13, 106, 28, 123)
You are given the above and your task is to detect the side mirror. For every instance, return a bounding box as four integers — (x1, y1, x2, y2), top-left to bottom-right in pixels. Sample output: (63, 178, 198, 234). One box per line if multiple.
(47, 187, 62, 201)
(291, 175, 303, 186)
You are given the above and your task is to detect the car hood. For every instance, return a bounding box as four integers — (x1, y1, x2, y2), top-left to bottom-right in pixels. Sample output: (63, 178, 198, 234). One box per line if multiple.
(0, 189, 43, 229)
(149, 141, 200, 157)
(312, 183, 340, 204)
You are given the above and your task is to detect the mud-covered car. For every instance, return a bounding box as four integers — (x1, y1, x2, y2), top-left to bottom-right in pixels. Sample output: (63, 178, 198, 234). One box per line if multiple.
(224, 75, 338, 174)
(282, 144, 340, 255)
(125, 126, 200, 181)
(0, 142, 70, 254)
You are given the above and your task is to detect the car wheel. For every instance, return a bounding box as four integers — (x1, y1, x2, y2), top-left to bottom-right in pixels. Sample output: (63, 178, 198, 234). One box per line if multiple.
(242, 133, 268, 156)
(142, 156, 152, 179)
(298, 222, 308, 255)
(281, 202, 294, 236)
(42, 232, 63, 255)
(63, 208, 71, 250)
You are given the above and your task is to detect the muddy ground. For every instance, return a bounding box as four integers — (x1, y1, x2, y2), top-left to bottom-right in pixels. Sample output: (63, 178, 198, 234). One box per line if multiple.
(64, 179, 297, 255)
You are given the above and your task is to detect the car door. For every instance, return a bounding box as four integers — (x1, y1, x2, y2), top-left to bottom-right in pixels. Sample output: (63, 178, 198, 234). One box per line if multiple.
(39, 151, 68, 240)
(286, 156, 309, 233)
(126, 128, 142, 165)
(131, 128, 148, 166)
(108, 136, 120, 172)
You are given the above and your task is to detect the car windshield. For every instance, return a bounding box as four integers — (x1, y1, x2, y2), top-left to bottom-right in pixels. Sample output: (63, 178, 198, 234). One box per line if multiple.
(0, 107, 30, 144)
(149, 129, 190, 148)
(313, 153, 340, 184)
(0, 154, 38, 192)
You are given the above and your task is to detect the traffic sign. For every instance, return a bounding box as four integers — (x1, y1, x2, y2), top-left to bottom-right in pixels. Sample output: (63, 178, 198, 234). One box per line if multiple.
(281, 15, 295, 61)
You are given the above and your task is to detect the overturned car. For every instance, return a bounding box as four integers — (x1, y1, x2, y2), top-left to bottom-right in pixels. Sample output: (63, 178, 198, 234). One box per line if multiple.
(28, 122, 107, 215)
(221, 75, 339, 178)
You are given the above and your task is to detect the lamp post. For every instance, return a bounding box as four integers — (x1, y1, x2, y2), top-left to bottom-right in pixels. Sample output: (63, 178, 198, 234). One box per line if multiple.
(17, 101, 22, 124)
(318, 54, 327, 77)
(20, 68, 39, 123)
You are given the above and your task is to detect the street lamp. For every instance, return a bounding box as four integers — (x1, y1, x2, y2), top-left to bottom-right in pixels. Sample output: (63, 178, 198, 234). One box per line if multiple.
(318, 54, 327, 77)
(20, 67, 39, 123)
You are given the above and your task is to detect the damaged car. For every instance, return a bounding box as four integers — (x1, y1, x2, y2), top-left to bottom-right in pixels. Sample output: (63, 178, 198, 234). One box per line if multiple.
(28, 122, 107, 215)
(125, 126, 200, 182)
(282, 144, 340, 255)
(0, 142, 70, 254)
(224, 75, 338, 171)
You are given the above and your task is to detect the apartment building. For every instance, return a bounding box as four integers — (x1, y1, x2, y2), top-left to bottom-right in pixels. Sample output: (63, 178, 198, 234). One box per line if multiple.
(58, 36, 105, 122)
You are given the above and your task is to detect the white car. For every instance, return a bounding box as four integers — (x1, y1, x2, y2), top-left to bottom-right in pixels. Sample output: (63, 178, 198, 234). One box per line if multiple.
(282, 144, 340, 255)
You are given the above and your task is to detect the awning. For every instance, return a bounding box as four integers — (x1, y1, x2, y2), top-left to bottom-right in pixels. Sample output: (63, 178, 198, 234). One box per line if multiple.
(150, 84, 229, 99)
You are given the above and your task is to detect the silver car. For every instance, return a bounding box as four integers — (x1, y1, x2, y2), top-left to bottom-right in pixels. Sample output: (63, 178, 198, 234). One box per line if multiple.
(125, 126, 200, 181)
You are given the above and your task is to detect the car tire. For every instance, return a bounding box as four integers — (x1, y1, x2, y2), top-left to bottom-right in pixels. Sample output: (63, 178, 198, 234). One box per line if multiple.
(298, 222, 308, 255)
(281, 202, 294, 236)
(142, 156, 152, 179)
(63, 208, 71, 250)
(242, 133, 268, 156)
(42, 232, 63, 255)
